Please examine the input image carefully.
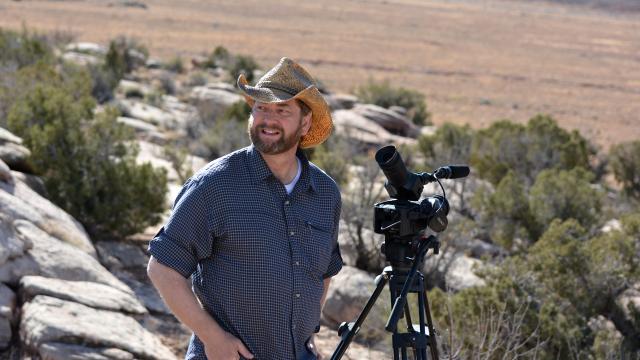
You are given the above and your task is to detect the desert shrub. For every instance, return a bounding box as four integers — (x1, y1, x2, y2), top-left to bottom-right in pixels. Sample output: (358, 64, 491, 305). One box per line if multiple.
(304, 134, 351, 187)
(471, 115, 594, 186)
(355, 78, 431, 126)
(229, 55, 260, 83)
(610, 140, 640, 200)
(6, 64, 166, 239)
(205, 45, 231, 69)
(0, 28, 53, 69)
(163, 55, 184, 74)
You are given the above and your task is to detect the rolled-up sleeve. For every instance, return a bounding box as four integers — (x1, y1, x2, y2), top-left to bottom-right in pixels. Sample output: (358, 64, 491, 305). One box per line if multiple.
(148, 178, 213, 278)
(323, 195, 343, 279)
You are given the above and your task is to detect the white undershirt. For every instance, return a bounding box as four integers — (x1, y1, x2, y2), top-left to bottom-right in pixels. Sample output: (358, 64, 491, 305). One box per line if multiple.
(284, 157, 302, 194)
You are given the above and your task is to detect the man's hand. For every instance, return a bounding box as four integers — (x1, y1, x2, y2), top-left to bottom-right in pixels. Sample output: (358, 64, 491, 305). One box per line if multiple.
(306, 334, 324, 360)
(203, 330, 254, 360)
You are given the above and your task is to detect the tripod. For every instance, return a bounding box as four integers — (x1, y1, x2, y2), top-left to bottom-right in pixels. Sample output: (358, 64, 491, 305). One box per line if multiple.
(330, 235, 440, 360)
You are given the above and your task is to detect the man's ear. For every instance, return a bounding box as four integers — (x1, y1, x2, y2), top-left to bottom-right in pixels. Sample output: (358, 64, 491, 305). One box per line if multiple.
(301, 112, 312, 136)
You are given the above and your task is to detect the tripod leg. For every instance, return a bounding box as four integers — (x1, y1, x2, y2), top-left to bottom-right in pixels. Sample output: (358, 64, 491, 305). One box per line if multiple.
(423, 290, 439, 360)
(330, 270, 390, 360)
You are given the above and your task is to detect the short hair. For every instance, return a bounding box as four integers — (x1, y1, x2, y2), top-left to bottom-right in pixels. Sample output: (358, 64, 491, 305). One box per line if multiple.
(296, 99, 311, 117)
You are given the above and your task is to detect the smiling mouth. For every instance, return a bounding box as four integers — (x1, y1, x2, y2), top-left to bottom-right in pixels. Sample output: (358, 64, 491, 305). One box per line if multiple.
(261, 128, 281, 136)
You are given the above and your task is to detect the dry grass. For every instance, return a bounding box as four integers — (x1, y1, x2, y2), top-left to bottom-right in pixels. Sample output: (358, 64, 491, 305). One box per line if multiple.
(1, 0, 638, 149)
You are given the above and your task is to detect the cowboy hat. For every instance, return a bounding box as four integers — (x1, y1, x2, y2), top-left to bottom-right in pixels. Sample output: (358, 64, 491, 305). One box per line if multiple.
(237, 57, 332, 148)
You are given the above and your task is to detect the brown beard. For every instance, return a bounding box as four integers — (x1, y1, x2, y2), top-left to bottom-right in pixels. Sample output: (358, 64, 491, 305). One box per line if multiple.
(249, 118, 304, 155)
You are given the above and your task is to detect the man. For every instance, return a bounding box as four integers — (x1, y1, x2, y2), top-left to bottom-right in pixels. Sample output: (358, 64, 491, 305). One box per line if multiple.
(147, 57, 343, 360)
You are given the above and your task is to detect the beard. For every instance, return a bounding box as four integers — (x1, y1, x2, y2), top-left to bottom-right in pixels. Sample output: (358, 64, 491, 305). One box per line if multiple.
(249, 117, 304, 155)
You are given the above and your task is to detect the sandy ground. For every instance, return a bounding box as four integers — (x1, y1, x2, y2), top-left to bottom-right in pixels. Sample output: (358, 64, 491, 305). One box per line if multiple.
(0, 0, 638, 149)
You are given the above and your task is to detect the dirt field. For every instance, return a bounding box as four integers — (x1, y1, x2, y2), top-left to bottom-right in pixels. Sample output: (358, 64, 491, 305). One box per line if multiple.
(1, 0, 638, 149)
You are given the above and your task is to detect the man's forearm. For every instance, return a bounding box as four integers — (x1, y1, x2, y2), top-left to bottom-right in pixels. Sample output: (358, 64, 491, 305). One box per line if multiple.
(147, 256, 224, 341)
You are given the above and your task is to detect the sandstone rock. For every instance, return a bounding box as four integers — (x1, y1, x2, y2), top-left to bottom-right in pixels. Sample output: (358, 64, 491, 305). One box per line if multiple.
(0, 283, 16, 349)
(189, 85, 242, 120)
(324, 93, 358, 110)
(113, 270, 171, 315)
(65, 42, 107, 56)
(136, 140, 208, 184)
(4, 220, 130, 294)
(39, 342, 135, 360)
(10, 171, 46, 198)
(443, 255, 486, 291)
(616, 284, 640, 328)
(601, 219, 622, 233)
(115, 79, 153, 98)
(20, 295, 175, 360)
(96, 241, 149, 270)
(352, 104, 420, 138)
(61, 52, 102, 66)
(0, 179, 95, 257)
(332, 110, 416, 148)
(337, 220, 385, 270)
(0, 141, 32, 173)
(117, 100, 177, 129)
(0, 159, 12, 185)
(0, 128, 23, 145)
(20, 276, 146, 315)
(0, 214, 32, 266)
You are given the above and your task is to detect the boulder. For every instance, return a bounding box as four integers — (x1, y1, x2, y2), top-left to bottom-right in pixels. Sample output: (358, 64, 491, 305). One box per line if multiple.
(189, 85, 242, 121)
(117, 117, 167, 144)
(113, 270, 171, 315)
(0, 283, 16, 349)
(352, 104, 420, 138)
(0, 214, 32, 266)
(117, 100, 177, 129)
(20, 295, 175, 360)
(0, 128, 23, 145)
(39, 342, 135, 360)
(444, 255, 486, 291)
(61, 52, 101, 67)
(616, 284, 640, 329)
(0, 220, 131, 294)
(337, 220, 385, 271)
(115, 79, 153, 98)
(64, 42, 107, 56)
(601, 219, 622, 233)
(10, 171, 47, 198)
(96, 241, 149, 271)
(324, 93, 358, 110)
(0, 179, 95, 257)
(0, 159, 12, 185)
(332, 109, 416, 148)
(0, 140, 32, 173)
(20, 276, 146, 315)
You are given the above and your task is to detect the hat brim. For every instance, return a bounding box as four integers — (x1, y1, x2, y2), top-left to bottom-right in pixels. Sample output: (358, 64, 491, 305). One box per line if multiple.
(238, 74, 332, 149)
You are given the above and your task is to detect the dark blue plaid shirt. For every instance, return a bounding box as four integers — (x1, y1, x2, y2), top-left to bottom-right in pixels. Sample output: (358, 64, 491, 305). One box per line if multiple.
(148, 145, 343, 360)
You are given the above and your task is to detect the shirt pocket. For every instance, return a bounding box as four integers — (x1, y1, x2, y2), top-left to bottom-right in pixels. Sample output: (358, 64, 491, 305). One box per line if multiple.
(301, 220, 333, 278)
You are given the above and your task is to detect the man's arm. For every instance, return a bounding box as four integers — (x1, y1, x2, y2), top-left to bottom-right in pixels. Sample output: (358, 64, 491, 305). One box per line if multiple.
(147, 256, 253, 360)
(321, 277, 331, 309)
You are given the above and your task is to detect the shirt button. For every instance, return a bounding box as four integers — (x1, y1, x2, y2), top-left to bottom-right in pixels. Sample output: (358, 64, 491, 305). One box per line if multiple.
(295, 293, 301, 298)
(285, 200, 290, 205)
(289, 231, 295, 236)
(295, 261, 300, 266)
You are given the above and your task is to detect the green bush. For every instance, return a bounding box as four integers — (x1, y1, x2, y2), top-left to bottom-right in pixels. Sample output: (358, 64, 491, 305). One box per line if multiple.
(0, 28, 53, 69)
(418, 122, 473, 170)
(355, 79, 431, 126)
(610, 140, 640, 200)
(163, 55, 184, 74)
(6, 63, 167, 240)
(229, 55, 260, 83)
(304, 134, 351, 187)
(205, 45, 231, 68)
(471, 115, 594, 186)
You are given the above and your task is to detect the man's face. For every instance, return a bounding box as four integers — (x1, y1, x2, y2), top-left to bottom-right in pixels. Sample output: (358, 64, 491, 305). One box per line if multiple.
(248, 99, 311, 155)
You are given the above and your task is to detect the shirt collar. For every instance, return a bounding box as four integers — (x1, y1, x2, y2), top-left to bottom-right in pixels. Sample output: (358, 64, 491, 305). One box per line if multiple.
(246, 145, 317, 192)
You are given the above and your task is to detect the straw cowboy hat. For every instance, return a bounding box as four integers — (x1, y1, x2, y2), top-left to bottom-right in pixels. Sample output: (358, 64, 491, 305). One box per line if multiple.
(237, 57, 332, 148)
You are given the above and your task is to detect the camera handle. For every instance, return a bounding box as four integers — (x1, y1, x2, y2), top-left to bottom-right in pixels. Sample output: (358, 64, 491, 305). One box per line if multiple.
(330, 235, 440, 360)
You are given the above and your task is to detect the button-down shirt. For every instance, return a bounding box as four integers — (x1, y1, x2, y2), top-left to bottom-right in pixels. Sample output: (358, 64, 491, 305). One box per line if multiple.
(148, 145, 343, 360)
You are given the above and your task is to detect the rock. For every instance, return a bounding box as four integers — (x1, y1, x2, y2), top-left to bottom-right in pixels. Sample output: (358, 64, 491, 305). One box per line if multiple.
(443, 255, 486, 291)
(116, 99, 177, 129)
(324, 93, 358, 110)
(467, 238, 505, 259)
(65, 42, 107, 56)
(0, 159, 12, 185)
(0, 140, 32, 173)
(352, 104, 420, 138)
(0, 179, 95, 257)
(388, 105, 407, 116)
(337, 220, 385, 270)
(0, 283, 16, 349)
(20, 276, 146, 315)
(0, 214, 32, 266)
(39, 342, 135, 360)
(115, 79, 153, 98)
(0, 128, 23, 145)
(20, 295, 175, 360)
(61, 52, 101, 67)
(136, 140, 208, 184)
(96, 241, 149, 270)
(117, 117, 167, 144)
(602, 219, 622, 233)
(162, 95, 200, 131)
(113, 270, 171, 315)
(189, 85, 242, 120)
(332, 109, 416, 148)
(616, 284, 640, 328)
(2, 220, 131, 295)
(10, 171, 46, 198)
